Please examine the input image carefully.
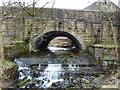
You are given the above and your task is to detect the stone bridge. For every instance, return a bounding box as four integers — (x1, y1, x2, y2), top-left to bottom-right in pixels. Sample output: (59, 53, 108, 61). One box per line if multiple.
(1, 9, 119, 53)
(31, 30, 86, 51)
(0, 3, 119, 61)
(1, 6, 119, 52)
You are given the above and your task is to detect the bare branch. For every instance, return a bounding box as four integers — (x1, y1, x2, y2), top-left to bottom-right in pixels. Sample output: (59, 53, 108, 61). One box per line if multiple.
(41, 0, 56, 8)
(18, 0, 34, 17)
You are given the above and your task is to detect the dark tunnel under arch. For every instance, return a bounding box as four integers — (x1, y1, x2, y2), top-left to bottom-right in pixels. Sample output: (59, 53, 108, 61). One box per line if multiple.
(35, 31, 83, 50)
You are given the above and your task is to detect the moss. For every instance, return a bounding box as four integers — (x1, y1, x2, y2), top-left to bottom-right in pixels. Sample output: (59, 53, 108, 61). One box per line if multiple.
(93, 42, 118, 48)
(103, 55, 118, 60)
(3, 45, 14, 50)
(94, 44, 117, 48)
(16, 79, 31, 88)
(3, 13, 8, 16)
(47, 54, 51, 57)
(57, 58, 61, 61)
(19, 43, 29, 53)
(4, 42, 29, 61)
(0, 60, 18, 82)
(102, 85, 118, 88)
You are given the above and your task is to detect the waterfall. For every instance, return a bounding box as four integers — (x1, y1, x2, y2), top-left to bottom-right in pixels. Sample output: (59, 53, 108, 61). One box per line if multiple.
(40, 64, 64, 88)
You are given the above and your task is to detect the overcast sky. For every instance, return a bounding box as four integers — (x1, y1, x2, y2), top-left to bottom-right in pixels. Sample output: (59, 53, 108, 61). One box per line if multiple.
(0, 0, 119, 9)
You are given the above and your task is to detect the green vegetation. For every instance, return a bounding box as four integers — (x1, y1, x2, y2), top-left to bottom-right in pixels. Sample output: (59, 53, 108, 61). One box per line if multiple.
(0, 60, 18, 82)
(16, 79, 31, 88)
(3, 42, 29, 61)
(3, 45, 14, 49)
(93, 42, 118, 48)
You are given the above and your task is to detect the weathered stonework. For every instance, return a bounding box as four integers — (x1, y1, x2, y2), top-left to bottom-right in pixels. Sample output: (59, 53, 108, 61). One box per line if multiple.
(0, 8, 119, 45)
(0, 0, 119, 61)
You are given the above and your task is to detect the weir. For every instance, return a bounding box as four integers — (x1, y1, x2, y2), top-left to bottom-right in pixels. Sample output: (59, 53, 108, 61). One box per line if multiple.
(11, 46, 104, 88)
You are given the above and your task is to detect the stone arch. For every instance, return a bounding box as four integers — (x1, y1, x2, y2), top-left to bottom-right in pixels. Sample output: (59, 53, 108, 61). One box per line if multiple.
(33, 31, 86, 51)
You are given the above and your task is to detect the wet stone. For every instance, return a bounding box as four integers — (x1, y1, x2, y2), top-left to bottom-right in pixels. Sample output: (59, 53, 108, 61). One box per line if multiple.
(10, 46, 104, 88)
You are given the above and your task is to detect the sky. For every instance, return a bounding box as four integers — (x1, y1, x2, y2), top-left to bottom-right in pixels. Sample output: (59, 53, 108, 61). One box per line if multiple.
(0, 0, 119, 9)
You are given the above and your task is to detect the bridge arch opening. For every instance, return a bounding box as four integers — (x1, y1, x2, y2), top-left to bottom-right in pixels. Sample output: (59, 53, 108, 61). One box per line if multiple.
(48, 36, 72, 47)
(35, 31, 83, 50)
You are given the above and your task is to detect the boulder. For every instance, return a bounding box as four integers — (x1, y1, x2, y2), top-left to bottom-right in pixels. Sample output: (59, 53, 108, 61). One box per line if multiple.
(0, 60, 18, 88)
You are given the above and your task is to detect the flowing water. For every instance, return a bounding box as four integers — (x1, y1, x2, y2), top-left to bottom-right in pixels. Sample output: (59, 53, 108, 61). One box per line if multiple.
(10, 46, 104, 88)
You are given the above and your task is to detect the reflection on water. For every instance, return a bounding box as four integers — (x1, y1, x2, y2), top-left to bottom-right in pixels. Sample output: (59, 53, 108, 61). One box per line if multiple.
(12, 46, 103, 88)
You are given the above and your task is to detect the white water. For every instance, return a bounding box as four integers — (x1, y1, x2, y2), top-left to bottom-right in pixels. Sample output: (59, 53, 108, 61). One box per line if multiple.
(40, 64, 64, 88)
(48, 46, 75, 52)
(12, 47, 102, 88)
(18, 64, 65, 88)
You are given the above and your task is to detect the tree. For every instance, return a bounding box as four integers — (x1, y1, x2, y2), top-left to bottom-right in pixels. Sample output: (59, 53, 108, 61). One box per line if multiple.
(0, 16, 4, 60)
(2, 0, 55, 51)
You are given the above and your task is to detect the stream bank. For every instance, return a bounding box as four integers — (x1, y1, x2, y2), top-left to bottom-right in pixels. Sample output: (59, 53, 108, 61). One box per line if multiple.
(0, 41, 29, 88)
(0, 40, 119, 88)
(0, 60, 18, 88)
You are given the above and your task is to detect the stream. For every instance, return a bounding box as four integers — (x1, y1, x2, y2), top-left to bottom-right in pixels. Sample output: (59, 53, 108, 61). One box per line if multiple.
(10, 46, 104, 88)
